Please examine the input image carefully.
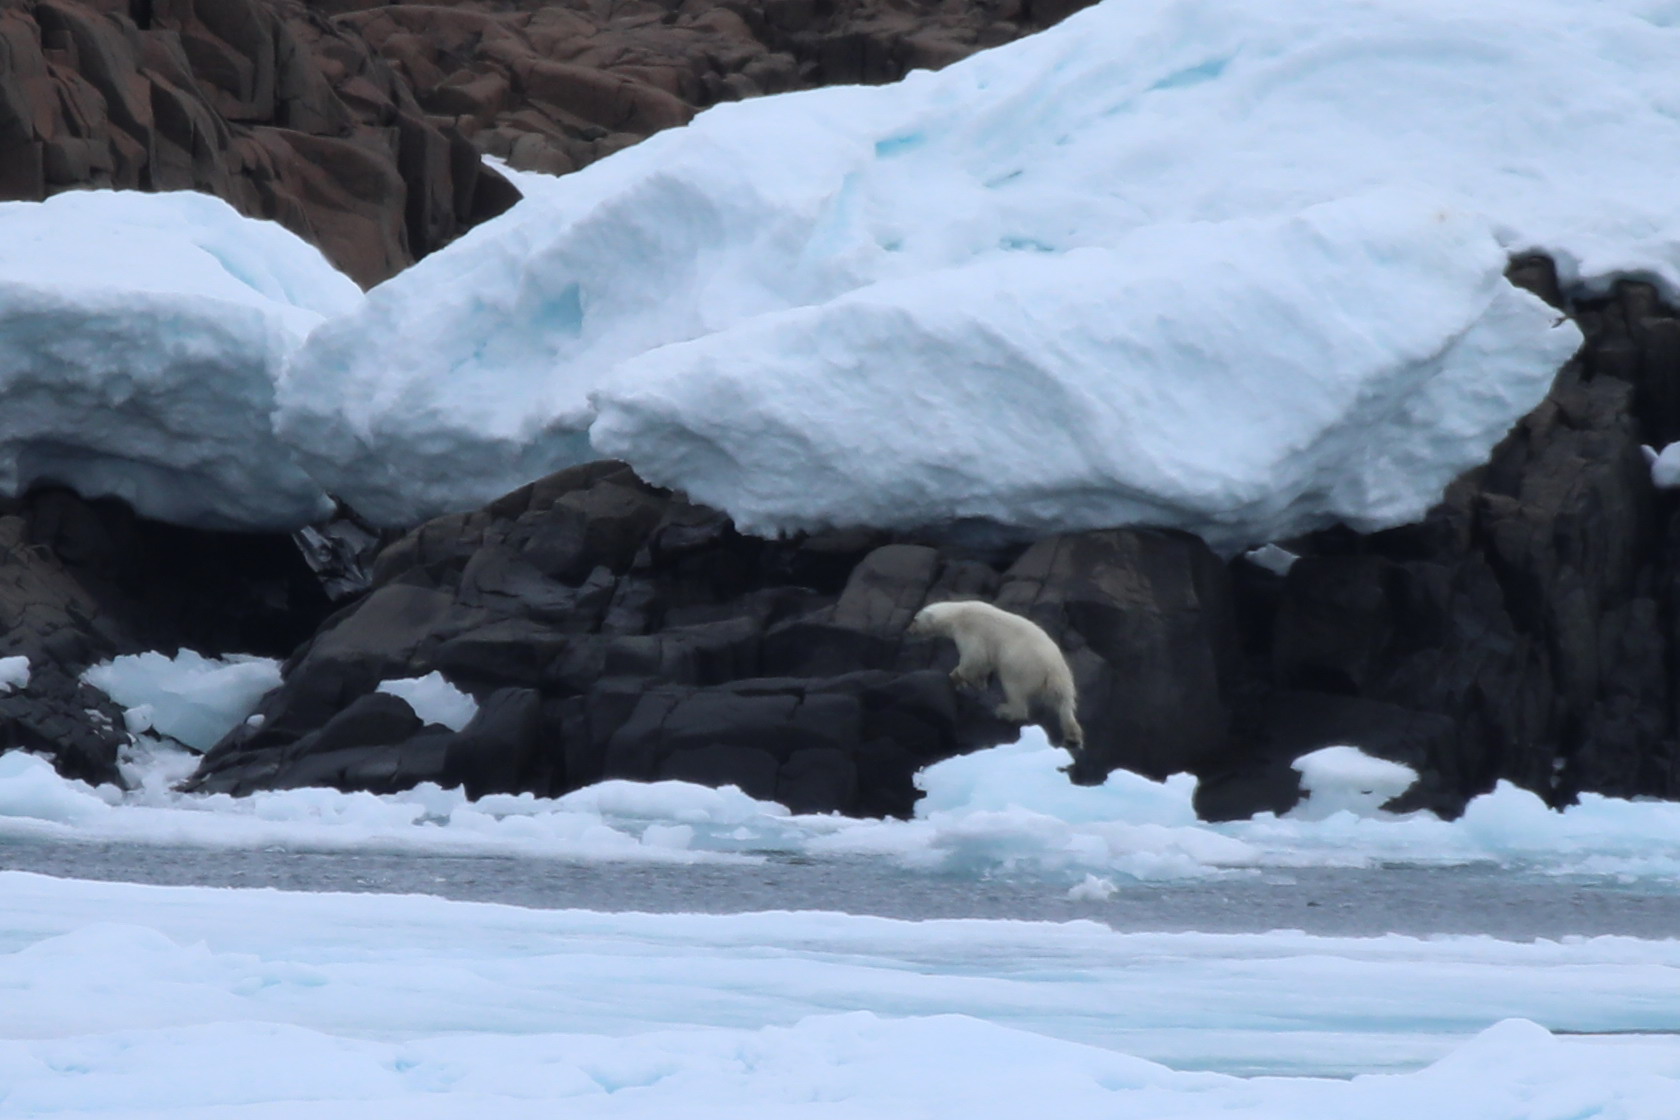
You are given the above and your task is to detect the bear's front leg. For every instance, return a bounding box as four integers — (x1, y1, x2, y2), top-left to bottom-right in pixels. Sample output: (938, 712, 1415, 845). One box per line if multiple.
(950, 665, 985, 692)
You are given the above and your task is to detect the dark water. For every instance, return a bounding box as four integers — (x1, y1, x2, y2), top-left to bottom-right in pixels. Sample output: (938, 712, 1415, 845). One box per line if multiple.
(4, 837, 1678, 940)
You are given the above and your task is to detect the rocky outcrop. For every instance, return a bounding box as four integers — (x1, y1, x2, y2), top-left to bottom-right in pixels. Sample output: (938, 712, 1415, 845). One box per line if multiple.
(186, 460, 1237, 816)
(7, 248, 1679, 820)
(11, 2, 1677, 820)
(179, 262, 1680, 821)
(0, 486, 334, 786)
(1198, 263, 1680, 819)
(0, 0, 518, 284)
(319, 0, 1099, 178)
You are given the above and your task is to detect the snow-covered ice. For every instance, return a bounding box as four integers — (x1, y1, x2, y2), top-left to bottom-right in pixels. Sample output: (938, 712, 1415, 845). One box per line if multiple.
(262, 0, 1680, 539)
(376, 671, 480, 732)
(2, 871, 1678, 1116)
(593, 191, 1574, 547)
(7, 654, 1680, 1113)
(0, 190, 357, 529)
(13, 652, 1680, 885)
(9, 652, 1680, 885)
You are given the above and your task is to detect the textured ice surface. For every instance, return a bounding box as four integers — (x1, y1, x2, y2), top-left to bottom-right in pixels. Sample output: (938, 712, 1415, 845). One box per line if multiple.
(83, 650, 280, 753)
(0, 191, 356, 528)
(264, 0, 1680, 539)
(2, 871, 1677, 1114)
(7, 724, 1680, 886)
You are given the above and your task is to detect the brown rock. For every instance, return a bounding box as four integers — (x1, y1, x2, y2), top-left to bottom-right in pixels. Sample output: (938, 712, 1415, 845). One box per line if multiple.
(0, 0, 517, 285)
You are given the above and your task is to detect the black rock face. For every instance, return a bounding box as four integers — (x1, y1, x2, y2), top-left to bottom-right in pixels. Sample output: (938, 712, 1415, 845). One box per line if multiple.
(1204, 264, 1680, 818)
(12, 257, 1680, 822)
(175, 266, 1680, 820)
(184, 461, 1242, 816)
(0, 486, 336, 787)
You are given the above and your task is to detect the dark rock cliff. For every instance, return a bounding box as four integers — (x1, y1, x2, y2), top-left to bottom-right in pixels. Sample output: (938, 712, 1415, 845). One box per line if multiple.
(185, 460, 1235, 816)
(179, 266, 1680, 819)
(6, 263, 1680, 817)
(5, 1, 1680, 819)
(1200, 263, 1680, 819)
(0, 487, 330, 785)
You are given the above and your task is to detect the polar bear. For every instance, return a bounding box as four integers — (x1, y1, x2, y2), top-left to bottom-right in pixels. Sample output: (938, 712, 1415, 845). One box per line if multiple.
(907, 600, 1084, 750)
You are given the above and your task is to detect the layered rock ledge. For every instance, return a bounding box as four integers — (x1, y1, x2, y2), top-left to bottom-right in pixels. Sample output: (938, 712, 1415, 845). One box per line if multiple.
(186, 460, 1235, 816)
(184, 262, 1680, 819)
(1, 254, 1676, 820)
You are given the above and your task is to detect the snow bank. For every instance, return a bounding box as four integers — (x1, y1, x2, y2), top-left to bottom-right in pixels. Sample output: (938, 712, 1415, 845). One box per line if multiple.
(3, 871, 1679, 1114)
(10, 713, 1680, 884)
(0, 752, 109, 825)
(0, 190, 356, 529)
(265, 0, 1680, 539)
(82, 650, 281, 753)
(17, 646, 1680, 884)
(594, 192, 1575, 545)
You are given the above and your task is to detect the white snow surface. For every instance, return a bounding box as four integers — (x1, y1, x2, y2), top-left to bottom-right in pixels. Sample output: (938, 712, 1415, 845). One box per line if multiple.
(3, 871, 1679, 1115)
(377, 671, 480, 731)
(0, 190, 356, 529)
(0, 655, 29, 694)
(260, 0, 1680, 540)
(82, 650, 281, 753)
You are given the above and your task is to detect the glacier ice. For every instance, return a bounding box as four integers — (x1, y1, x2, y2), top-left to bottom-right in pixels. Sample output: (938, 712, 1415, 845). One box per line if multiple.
(0, 190, 357, 529)
(263, 0, 1680, 541)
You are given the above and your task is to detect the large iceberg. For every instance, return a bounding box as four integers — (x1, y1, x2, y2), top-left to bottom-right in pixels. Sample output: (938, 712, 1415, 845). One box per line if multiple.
(0, 190, 358, 530)
(280, 0, 1680, 537)
(594, 192, 1576, 546)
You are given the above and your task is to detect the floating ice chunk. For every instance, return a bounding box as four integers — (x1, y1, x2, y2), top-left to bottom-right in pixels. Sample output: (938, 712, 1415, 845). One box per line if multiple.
(1068, 874, 1118, 901)
(83, 651, 281, 753)
(0, 751, 109, 825)
(1289, 746, 1419, 821)
(376, 672, 479, 731)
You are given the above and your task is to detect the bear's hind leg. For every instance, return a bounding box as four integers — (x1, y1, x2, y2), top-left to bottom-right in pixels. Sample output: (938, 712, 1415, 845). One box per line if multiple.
(994, 676, 1031, 724)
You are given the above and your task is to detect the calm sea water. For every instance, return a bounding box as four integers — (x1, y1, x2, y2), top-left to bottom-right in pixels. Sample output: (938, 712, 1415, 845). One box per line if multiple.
(3, 838, 1677, 939)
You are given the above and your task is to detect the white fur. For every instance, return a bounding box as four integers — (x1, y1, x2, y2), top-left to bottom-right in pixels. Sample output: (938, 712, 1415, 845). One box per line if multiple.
(908, 600, 1084, 749)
